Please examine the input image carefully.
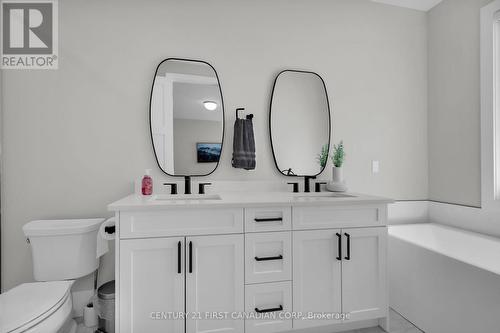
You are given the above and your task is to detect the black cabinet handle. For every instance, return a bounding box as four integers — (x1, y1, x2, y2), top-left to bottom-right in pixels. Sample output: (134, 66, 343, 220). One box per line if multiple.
(198, 182, 212, 194)
(188, 241, 193, 273)
(254, 218, 283, 222)
(315, 182, 327, 193)
(163, 183, 178, 195)
(104, 225, 115, 234)
(344, 233, 351, 260)
(254, 255, 283, 262)
(177, 241, 182, 274)
(336, 233, 342, 261)
(255, 305, 283, 313)
(287, 182, 299, 193)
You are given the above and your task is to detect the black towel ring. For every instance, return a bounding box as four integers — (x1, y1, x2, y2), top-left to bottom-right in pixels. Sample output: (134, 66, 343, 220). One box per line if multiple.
(236, 107, 254, 120)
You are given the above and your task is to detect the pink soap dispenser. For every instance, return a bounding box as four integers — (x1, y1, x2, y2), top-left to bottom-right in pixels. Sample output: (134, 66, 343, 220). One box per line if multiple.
(142, 169, 153, 196)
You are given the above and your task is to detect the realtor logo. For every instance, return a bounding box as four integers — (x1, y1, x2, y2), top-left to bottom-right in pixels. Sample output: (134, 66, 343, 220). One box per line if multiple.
(1, 0, 58, 69)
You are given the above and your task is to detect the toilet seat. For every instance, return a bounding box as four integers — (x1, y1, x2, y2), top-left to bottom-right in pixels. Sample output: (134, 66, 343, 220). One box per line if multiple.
(0, 281, 73, 333)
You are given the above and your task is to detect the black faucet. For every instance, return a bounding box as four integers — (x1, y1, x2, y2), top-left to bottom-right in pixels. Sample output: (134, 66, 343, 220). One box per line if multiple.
(198, 182, 212, 194)
(303, 176, 316, 193)
(163, 183, 178, 194)
(287, 182, 299, 193)
(184, 176, 192, 194)
(315, 182, 327, 193)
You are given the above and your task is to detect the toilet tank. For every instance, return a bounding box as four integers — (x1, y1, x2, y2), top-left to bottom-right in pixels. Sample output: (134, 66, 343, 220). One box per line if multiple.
(23, 219, 105, 281)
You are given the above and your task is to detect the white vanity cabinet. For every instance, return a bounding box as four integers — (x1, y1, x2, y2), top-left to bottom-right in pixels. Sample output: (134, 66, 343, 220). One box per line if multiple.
(110, 193, 391, 333)
(117, 208, 245, 333)
(119, 234, 244, 333)
(292, 227, 387, 329)
(120, 237, 185, 333)
(341, 227, 387, 322)
(292, 229, 342, 329)
(186, 234, 244, 333)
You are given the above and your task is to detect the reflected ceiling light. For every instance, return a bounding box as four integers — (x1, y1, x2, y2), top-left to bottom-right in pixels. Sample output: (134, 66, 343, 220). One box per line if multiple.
(203, 101, 218, 111)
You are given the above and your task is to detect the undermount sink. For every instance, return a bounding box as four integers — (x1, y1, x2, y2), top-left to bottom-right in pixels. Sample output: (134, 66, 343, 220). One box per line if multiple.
(151, 194, 222, 201)
(293, 192, 356, 200)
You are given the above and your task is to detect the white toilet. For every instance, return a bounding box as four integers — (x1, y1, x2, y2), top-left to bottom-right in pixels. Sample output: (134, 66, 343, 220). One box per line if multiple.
(0, 218, 105, 333)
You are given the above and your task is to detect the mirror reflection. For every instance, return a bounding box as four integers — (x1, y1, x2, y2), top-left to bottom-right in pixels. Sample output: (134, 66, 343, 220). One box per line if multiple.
(270, 70, 331, 177)
(150, 59, 224, 176)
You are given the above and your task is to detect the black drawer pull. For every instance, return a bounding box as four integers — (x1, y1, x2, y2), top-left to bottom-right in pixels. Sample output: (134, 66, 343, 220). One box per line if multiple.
(254, 217, 283, 223)
(177, 241, 181, 274)
(188, 241, 193, 273)
(336, 233, 342, 261)
(255, 305, 283, 313)
(254, 255, 283, 262)
(344, 233, 351, 260)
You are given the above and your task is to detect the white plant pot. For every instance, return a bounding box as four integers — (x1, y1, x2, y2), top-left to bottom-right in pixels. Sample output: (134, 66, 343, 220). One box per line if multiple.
(332, 166, 343, 183)
(327, 166, 348, 192)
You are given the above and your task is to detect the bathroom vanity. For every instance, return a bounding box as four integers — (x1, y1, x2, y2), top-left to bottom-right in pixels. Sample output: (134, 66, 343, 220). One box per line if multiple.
(109, 191, 392, 333)
(113, 58, 392, 332)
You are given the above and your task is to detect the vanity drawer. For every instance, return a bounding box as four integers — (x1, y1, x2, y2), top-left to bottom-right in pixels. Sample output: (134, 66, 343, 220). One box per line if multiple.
(245, 232, 292, 284)
(245, 281, 292, 333)
(245, 207, 292, 232)
(119, 208, 244, 238)
(293, 205, 386, 230)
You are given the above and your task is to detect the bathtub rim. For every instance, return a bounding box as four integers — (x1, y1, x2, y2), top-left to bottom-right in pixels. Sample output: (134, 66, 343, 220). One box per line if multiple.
(388, 223, 500, 276)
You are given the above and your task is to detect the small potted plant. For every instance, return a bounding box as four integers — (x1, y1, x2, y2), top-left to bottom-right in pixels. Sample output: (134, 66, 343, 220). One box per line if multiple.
(327, 140, 348, 192)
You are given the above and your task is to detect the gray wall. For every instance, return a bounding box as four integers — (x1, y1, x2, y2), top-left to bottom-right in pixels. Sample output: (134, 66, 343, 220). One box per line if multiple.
(1, 0, 428, 291)
(428, 0, 494, 207)
(0, 64, 3, 289)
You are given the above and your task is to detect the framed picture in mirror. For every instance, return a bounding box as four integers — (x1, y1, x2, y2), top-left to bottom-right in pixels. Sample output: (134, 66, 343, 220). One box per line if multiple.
(196, 143, 222, 163)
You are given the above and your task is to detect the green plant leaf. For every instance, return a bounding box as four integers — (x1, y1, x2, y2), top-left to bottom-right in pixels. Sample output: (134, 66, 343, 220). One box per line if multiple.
(331, 140, 345, 167)
(316, 144, 329, 168)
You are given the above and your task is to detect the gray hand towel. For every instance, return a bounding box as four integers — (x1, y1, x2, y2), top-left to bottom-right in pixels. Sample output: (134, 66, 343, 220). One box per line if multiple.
(232, 118, 256, 170)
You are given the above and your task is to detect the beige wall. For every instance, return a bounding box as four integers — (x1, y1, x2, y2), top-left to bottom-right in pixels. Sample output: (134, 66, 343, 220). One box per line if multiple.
(1, 0, 428, 291)
(428, 0, 494, 207)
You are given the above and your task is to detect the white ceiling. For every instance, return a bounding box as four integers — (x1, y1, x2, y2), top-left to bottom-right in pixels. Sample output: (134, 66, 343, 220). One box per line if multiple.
(173, 82, 222, 122)
(371, 0, 443, 11)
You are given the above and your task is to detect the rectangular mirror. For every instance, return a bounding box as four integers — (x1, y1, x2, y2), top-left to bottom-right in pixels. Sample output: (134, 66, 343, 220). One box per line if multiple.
(150, 58, 224, 176)
(269, 70, 331, 177)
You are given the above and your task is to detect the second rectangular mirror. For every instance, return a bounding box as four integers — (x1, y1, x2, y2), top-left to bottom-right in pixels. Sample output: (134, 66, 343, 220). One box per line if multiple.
(269, 70, 331, 177)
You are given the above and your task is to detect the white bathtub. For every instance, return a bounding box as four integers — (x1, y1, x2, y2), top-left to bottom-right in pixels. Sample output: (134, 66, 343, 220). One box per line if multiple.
(388, 223, 500, 333)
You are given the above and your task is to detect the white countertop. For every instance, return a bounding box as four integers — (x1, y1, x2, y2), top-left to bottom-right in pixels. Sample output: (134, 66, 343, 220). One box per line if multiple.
(108, 191, 394, 211)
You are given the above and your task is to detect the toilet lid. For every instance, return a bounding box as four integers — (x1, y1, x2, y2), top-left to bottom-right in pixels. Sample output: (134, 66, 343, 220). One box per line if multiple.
(0, 281, 73, 333)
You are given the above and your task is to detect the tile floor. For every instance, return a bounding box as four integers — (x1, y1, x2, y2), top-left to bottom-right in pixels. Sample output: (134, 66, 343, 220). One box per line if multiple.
(345, 309, 424, 333)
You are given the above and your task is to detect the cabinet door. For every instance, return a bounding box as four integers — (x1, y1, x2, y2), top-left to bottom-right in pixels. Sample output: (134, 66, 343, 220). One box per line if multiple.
(120, 237, 185, 333)
(292, 229, 342, 329)
(342, 227, 388, 321)
(186, 234, 244, 333)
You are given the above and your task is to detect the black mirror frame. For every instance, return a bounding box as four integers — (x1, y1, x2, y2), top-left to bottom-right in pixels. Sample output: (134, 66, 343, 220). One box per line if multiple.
(149, 58, 225, 178)
(269, 69, 332, 178)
